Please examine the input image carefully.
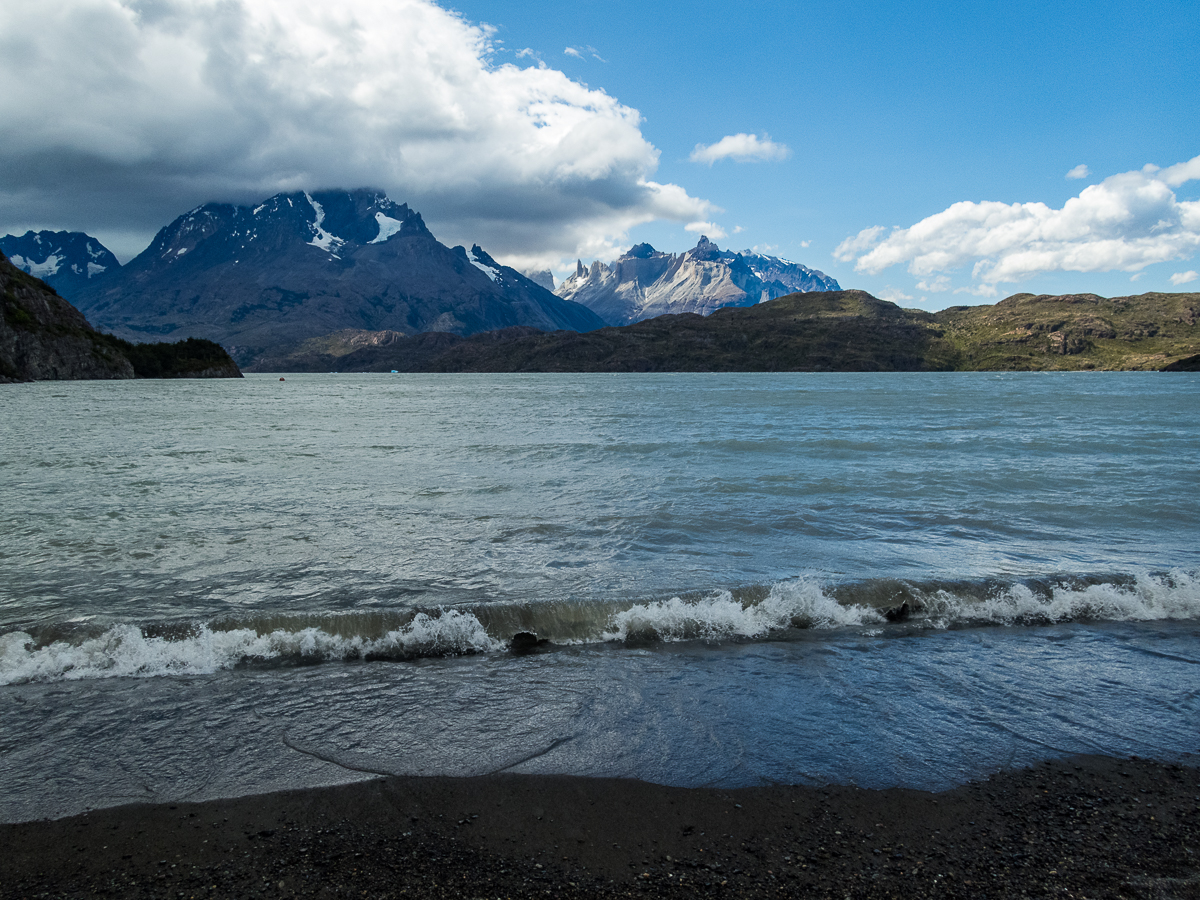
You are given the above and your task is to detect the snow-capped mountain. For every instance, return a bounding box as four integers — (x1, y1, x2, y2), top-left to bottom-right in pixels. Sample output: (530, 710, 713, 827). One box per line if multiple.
(73, 189, 604, 364)
(0, 231, 121, 300)
(555, 236, 840, 326)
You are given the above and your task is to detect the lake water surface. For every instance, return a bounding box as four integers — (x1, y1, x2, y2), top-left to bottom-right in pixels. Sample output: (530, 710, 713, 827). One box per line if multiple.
(1, 373, 1197, 822)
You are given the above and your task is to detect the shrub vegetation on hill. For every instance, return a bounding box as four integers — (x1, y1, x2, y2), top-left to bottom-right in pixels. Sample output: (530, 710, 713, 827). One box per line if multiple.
(249, 289, 1200, 373)
(96, 335, 243, 378)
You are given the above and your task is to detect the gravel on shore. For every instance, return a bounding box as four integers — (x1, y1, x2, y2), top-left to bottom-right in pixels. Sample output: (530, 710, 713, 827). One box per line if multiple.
(3, 754, 1198, 900)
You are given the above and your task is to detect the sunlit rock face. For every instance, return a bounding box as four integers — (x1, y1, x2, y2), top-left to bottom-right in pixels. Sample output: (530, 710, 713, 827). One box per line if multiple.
(555, 236, 840, 326)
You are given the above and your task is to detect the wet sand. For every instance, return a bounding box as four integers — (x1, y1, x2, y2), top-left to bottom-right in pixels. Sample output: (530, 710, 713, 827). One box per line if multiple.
(3, 754, 1197, 899)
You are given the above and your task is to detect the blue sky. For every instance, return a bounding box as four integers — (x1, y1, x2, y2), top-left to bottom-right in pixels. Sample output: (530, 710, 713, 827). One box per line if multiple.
(1, 0, 1197, 306)
(451, 0, 1200, 303)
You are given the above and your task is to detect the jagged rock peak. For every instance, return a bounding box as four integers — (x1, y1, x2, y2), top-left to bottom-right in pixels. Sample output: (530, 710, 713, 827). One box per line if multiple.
(555, 235, 840, 327)
(145, 188, 430, 265)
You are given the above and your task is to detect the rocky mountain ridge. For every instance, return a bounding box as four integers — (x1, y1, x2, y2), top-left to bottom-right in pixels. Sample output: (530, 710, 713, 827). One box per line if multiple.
(71, 189, 604, 366)
(0, 230, 121, 299)
(253, 289, 1200, 373)
(555, 236, 840, 326)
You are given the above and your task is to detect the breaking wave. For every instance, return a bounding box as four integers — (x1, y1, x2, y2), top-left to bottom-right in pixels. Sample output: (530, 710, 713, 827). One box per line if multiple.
(606, 579, 878, 642)
(2, 571, 1197, 684)
(0, 610, 503, 685)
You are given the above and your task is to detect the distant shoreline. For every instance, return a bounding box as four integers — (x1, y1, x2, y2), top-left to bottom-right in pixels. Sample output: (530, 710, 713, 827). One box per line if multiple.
(246, 290, 1200, 375)
(3, 754, 1197, 899)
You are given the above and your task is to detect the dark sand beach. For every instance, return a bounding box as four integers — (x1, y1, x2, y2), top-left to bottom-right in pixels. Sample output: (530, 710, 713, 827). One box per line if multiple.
(3, 755, 1197, 900)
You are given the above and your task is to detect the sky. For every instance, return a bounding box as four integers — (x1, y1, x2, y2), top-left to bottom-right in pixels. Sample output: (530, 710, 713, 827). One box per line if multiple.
(1, 0, 1197, 308)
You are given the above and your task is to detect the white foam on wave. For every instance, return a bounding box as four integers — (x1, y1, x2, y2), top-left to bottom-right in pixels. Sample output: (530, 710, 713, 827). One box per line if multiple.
(5, 574, 1197, 684)
(0, 610, 502, 685)
(920, 570, 1200, 626)
(605, 579, 881, 643)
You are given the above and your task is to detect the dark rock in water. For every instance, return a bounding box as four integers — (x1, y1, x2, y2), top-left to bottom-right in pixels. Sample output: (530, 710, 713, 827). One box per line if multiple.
(883, 601, 911, 623)
(510, 632, 538, 651)
(510, 632, 542, 653)
(0, 250, 133, 382)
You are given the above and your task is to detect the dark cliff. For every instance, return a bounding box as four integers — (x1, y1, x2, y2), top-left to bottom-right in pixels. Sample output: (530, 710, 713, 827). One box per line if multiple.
(1, 251, 242, 382)
(1, 250, 134, 382)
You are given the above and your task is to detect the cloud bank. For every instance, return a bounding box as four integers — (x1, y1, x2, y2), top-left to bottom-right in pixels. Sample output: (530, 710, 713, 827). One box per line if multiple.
(689, 134, 791, 166)
(835, 156, 1200, 292)
(0, 0, 711, 267)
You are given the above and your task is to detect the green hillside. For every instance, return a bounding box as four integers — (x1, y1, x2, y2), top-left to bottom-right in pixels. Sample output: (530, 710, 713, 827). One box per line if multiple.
(251, 289, 1200, 374)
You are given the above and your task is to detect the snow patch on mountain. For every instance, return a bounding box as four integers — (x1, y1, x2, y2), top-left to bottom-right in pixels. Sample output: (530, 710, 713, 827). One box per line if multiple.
(10, 254, 63, 278)
(370, 213, 405, 244)
(467, 248, 500, 282)
(1, 230, 123, 300)
(305, 193, 345, 255)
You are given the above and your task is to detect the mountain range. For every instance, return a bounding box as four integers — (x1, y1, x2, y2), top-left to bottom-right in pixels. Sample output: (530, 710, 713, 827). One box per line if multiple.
(0, 231, 121, 298)
(65, 189, 603, 365)
(554, 236, 840, 326)
(3, 193, 844, 366)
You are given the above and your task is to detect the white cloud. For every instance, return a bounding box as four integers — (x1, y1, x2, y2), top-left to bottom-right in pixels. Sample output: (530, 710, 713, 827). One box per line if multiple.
(836, 156, 1200, 289)
(833, 225, 886, 262)
(732, 225, 745, 234)
(916, 275, 950, 292)
(1066, 164, 1090, 180)
(689, 133, 791, 166)
(1171, 270, 1198, 285)
(878, 288, 913, 303)
(1158, 157, 1200, 187)
(563, 45, 604, 62)
(0, 0, 712, 269)
(800, 240, 810, 248)
(685, 221, 727, 240)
